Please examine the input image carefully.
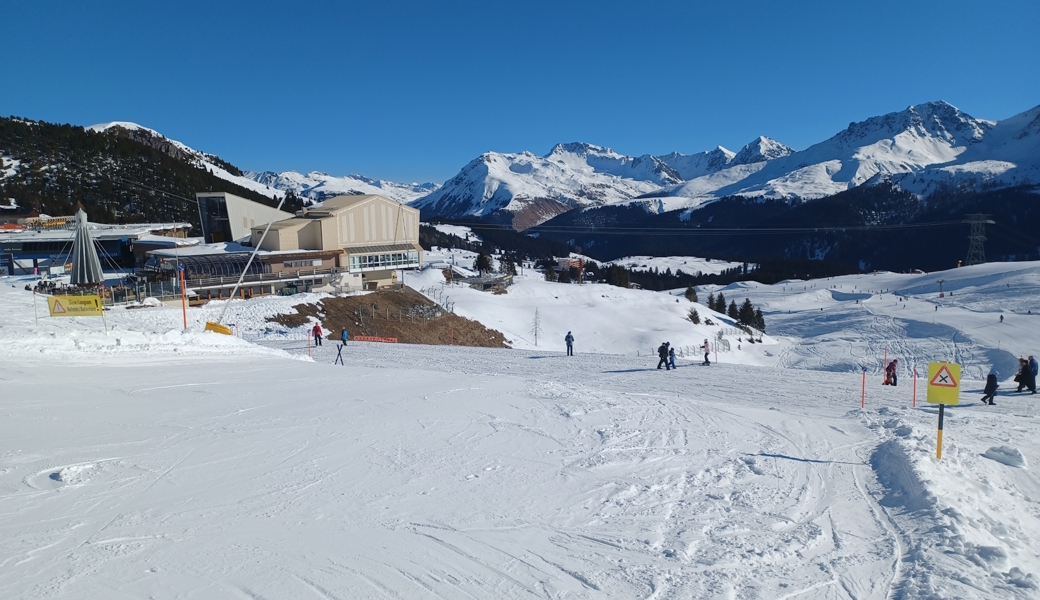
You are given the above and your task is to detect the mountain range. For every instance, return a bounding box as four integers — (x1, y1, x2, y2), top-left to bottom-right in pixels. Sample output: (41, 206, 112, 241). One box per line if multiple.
(416, 101, 1040, 229)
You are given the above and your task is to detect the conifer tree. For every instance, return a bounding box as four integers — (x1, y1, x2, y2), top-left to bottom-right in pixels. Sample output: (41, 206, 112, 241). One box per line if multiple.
(685, 286, 698, 303)
(715, 292, 727, 313)
(754, 308, 766, 332)
(688, 308, 701, 324)
(707, 292, 716, 311)
(738, 298, 756, 326)
(727, 300, 739, 320)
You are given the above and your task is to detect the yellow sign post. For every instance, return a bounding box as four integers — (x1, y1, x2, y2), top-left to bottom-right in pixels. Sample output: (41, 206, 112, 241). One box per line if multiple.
(46, 295, 107, 332)
(926, 361, 961, 459)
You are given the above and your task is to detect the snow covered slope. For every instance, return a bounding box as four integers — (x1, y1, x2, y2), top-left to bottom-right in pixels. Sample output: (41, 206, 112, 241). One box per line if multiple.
(3, 259, 1040, 598)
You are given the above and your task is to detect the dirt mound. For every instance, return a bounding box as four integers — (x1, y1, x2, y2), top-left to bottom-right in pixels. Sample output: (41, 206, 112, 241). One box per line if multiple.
(268, 288, 509, 348)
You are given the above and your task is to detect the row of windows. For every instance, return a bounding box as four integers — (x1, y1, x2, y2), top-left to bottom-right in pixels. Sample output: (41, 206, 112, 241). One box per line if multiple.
(348, 251, 420, 271)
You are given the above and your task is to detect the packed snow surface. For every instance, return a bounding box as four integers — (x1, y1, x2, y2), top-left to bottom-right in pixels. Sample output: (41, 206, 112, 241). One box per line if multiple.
(3, 258, 1040, 598)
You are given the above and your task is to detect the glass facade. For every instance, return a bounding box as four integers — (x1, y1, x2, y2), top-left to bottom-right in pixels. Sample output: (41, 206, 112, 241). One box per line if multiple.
(348, 250, 420, 272)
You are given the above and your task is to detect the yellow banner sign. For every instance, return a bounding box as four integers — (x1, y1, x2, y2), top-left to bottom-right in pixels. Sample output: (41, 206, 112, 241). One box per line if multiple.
(926, 361, 961, 405)
(47, 295, 104, 317)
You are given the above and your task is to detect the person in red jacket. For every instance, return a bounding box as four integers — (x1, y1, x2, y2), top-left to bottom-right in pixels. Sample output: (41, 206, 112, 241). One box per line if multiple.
(312, 323, 323, 346)
(884, 359, 898, 386)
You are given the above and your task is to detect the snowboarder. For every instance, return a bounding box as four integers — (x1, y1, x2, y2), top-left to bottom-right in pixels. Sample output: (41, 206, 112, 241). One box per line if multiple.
(340, 328, 349, 344)
(312, 323, 323, 347)
(884, 359, 898, 386)
(981, 370, 999, 405)
(657, 342, 671, 370)
(565, 331, 575, 356)
(668, 346, 677, 370)
(702, 339, 711, 366)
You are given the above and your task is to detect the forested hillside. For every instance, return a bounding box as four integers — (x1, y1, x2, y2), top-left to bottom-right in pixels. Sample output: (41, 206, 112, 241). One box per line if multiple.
(0, 117, 297, 229)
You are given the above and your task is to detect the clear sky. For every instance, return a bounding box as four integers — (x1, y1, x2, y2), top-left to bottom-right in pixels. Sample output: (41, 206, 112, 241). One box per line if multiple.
(3, 0, 1039, 184)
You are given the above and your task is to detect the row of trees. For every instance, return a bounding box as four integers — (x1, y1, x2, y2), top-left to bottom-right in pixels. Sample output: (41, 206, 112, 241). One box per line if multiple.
(701, 291, 766, 331)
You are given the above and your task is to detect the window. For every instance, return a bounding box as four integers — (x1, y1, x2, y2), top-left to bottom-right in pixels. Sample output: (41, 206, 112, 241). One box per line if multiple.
(348, 250, 420, 272)
(284, 259, 322, 268)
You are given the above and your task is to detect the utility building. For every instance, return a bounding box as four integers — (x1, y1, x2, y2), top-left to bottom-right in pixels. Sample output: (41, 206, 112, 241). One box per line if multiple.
(197, 191, 293, 243)
(250, 194, 422, 290)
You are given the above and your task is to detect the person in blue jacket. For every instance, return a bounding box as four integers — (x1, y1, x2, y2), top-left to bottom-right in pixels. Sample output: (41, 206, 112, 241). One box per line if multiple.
(565, 331, 575, 356)
(340, 328, 349, 345)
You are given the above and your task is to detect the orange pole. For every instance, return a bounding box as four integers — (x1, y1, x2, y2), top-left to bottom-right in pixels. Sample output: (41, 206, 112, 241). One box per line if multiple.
(912, 369, 917, 407)
(861, 369, 866, 408)
(179, 267, 187, 330)
(308, 332, 312, 357)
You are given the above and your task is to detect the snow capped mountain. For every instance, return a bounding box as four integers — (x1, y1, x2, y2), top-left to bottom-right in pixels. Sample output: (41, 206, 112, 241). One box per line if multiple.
(246, 170, 438, 204)
(86, 122, 433, 204)
(653, 101, 1040, 212)
(412, 143, 683, 229)
(731, 136, 795, 166)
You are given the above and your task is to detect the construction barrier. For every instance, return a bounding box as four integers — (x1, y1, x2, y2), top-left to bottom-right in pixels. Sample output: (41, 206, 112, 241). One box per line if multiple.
(353, 335, 398, 343)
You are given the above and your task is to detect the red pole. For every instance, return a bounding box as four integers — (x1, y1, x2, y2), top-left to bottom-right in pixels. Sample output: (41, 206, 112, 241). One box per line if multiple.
(861, 370, 866, 409)
(308, 331, 312, 357)
(913, 369, 917, 407)
(179, 267, 187, 330)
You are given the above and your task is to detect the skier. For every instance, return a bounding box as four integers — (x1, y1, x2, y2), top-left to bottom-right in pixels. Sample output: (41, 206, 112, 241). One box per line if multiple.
(565, 331, 575, 356)
(312, 323, 323, 347)
(702, 339, 711, 366)
(981, 370, 999, 405)
(668, 345, 677, 370)
(340, 328, 349, 345)
(884, 359, 898, 386)
(1000, 314, 1004, 323)
(657, 342, 671, 370)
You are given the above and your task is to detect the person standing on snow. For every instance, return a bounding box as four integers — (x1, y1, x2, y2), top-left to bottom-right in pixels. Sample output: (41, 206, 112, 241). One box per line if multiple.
(340, 328, 349, 345)
(668, 345, 677, 370)
(312, 323, 323, 347)
(981, 370, 999, 405)
(565, 331, 575, 356)
(657, 342, 671, 370)
(884, 359, 898, 386)
(702, 339, 711, 366)
(1021, 356, 1038, 394)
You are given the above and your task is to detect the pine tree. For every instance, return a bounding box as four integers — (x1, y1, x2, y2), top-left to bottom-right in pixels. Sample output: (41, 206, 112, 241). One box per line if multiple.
(715, 292, 727, 313)
(474, 251, 492, 274)
(754, 308, 766, 332)
(727, 300, 739, 320)
(707, 292, 716, 311)
(558, 268, 572, 284)
(544, 265, 557, 282)
(688, 308, 701, 324)
(738, 298, 756, 326)
(685, 286, 698, 303)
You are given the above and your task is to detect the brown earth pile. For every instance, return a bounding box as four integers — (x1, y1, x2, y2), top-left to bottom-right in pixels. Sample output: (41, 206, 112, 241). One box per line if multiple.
(267, 288, 509, 348)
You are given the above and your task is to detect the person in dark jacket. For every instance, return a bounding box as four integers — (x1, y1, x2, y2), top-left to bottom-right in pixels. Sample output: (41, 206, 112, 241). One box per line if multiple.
(1017, 356, 1037, 393)
(981, 371, 999, 405)
(565, 331, 575, 356)
(657, 342, 671, 370)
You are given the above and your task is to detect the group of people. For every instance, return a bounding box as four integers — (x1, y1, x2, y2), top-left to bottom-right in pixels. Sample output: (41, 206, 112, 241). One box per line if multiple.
(981, 355, 1036, 405)
(1014, 355, 1038, 395)
(311, 324, 350, 347)
(655, 339, 713, 370)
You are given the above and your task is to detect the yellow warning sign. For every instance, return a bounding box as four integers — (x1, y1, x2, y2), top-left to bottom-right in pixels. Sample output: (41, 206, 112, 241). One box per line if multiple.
(47, 295, 104, 317)
(926, 361, 961, 405)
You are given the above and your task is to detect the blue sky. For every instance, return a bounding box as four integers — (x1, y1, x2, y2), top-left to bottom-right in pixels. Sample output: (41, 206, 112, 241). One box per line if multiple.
(3, 0, 1039, 183)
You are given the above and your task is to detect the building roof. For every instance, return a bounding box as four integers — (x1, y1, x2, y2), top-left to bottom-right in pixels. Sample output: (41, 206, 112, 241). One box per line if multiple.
(0, 221, 191, 244)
